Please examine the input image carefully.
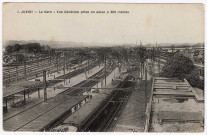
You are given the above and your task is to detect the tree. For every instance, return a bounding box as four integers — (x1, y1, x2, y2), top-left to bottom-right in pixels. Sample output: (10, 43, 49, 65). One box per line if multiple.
(185, 69, 200, 85)
(185, 68, 204, 90)
(160, 54, 195, 80)
(17, 54, 26, 63)
(160, 54, 204, 90)
(13, 44, 22, 52)
(5, 45, 13, 54)
(5, 44, 22, 53)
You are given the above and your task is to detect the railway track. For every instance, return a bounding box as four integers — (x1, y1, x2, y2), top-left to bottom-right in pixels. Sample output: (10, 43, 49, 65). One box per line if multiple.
(3, 56, 58, 76)
(46, 60, 102, 88)
(3, 57, 83, 77)
(3, 57, 84, 84)
(4, 58, 87, 84)
(3, 56, 51, 71)
(4, 61, 116, 131)
(58, 62, 115, 96)
(83, 79, 133, 132)
(4, 59, 101, 104)
(3, 60, 67, 83)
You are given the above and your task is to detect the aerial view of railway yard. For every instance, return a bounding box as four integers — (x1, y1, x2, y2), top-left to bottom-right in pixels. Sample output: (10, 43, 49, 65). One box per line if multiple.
(2, 3, 205, 133)
(2, 41, 204, 132)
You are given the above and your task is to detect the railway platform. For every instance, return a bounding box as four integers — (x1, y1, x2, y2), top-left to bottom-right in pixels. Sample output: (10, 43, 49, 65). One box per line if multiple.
(3, 65, 104, 121)
(3, 62, 117, 132)
(3, 94, 88, 131)
(112, 79, 152, 132)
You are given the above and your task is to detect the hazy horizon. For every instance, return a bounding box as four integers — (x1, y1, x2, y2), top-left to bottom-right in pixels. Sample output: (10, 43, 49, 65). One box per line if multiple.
(3, 39, 204, 47)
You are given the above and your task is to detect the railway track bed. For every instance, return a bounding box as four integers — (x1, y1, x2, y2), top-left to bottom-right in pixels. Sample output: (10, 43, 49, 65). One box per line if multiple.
(82, 78, 133, 132)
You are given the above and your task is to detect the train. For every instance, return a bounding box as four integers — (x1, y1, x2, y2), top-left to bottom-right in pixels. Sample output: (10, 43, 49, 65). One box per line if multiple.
(50, 74, 129, 132)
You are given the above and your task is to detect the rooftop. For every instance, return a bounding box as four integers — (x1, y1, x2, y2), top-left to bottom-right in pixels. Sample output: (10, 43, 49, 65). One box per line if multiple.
(3, 94, 87, 131)
(3, 81, 42, 98)
(149, 77, 204, 132)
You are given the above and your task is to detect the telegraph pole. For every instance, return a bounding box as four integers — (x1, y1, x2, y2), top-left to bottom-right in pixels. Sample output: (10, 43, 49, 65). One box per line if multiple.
(15, 55, 18, 82)
(152, 47, 155, 76)
(49, 50, 51, 66)
(171, 45, 174, 53)
(24, 61, 27, 80)
(114, 68, 116, 78)
(145, 63, 147, 107)
(99, 54, 100, 67)
(23, 90, 26, 102)
(104, 54, 107, 86)
(85, 64, 87, 79)
(56, 53, 59, 72)
(143, 63, 145, 79)
(38, 87, 40, 98)
(37, 55, 39, 67)
(158, 46, 161, 76)
(67, 53, 69, 71)
(63, 52, 66, 85)
(145, 63, 148, 83)
(155, 42, 157, 62)
(140, 41, 143, 79)
(43, 70, 47, 102)
(88, 58, 89, 73)
(15, 65, 18, 82)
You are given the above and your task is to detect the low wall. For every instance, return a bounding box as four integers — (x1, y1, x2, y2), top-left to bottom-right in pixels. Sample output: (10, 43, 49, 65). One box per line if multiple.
(144, 77, 154, 132)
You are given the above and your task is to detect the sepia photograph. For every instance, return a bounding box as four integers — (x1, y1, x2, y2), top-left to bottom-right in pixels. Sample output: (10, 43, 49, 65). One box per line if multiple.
(2, 2, 205, 132)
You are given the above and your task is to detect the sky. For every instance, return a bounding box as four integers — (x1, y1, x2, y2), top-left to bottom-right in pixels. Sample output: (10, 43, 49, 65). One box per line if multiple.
(3, 3, 204, 46)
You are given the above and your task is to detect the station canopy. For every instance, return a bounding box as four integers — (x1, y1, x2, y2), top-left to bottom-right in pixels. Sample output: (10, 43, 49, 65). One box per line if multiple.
(3, 81, 42, 98)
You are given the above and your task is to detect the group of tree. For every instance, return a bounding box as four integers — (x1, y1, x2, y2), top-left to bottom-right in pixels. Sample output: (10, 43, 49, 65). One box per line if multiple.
(4, 43, 56, 64)
(160, 54, 204, 90)
(5, 43, 54, 54)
